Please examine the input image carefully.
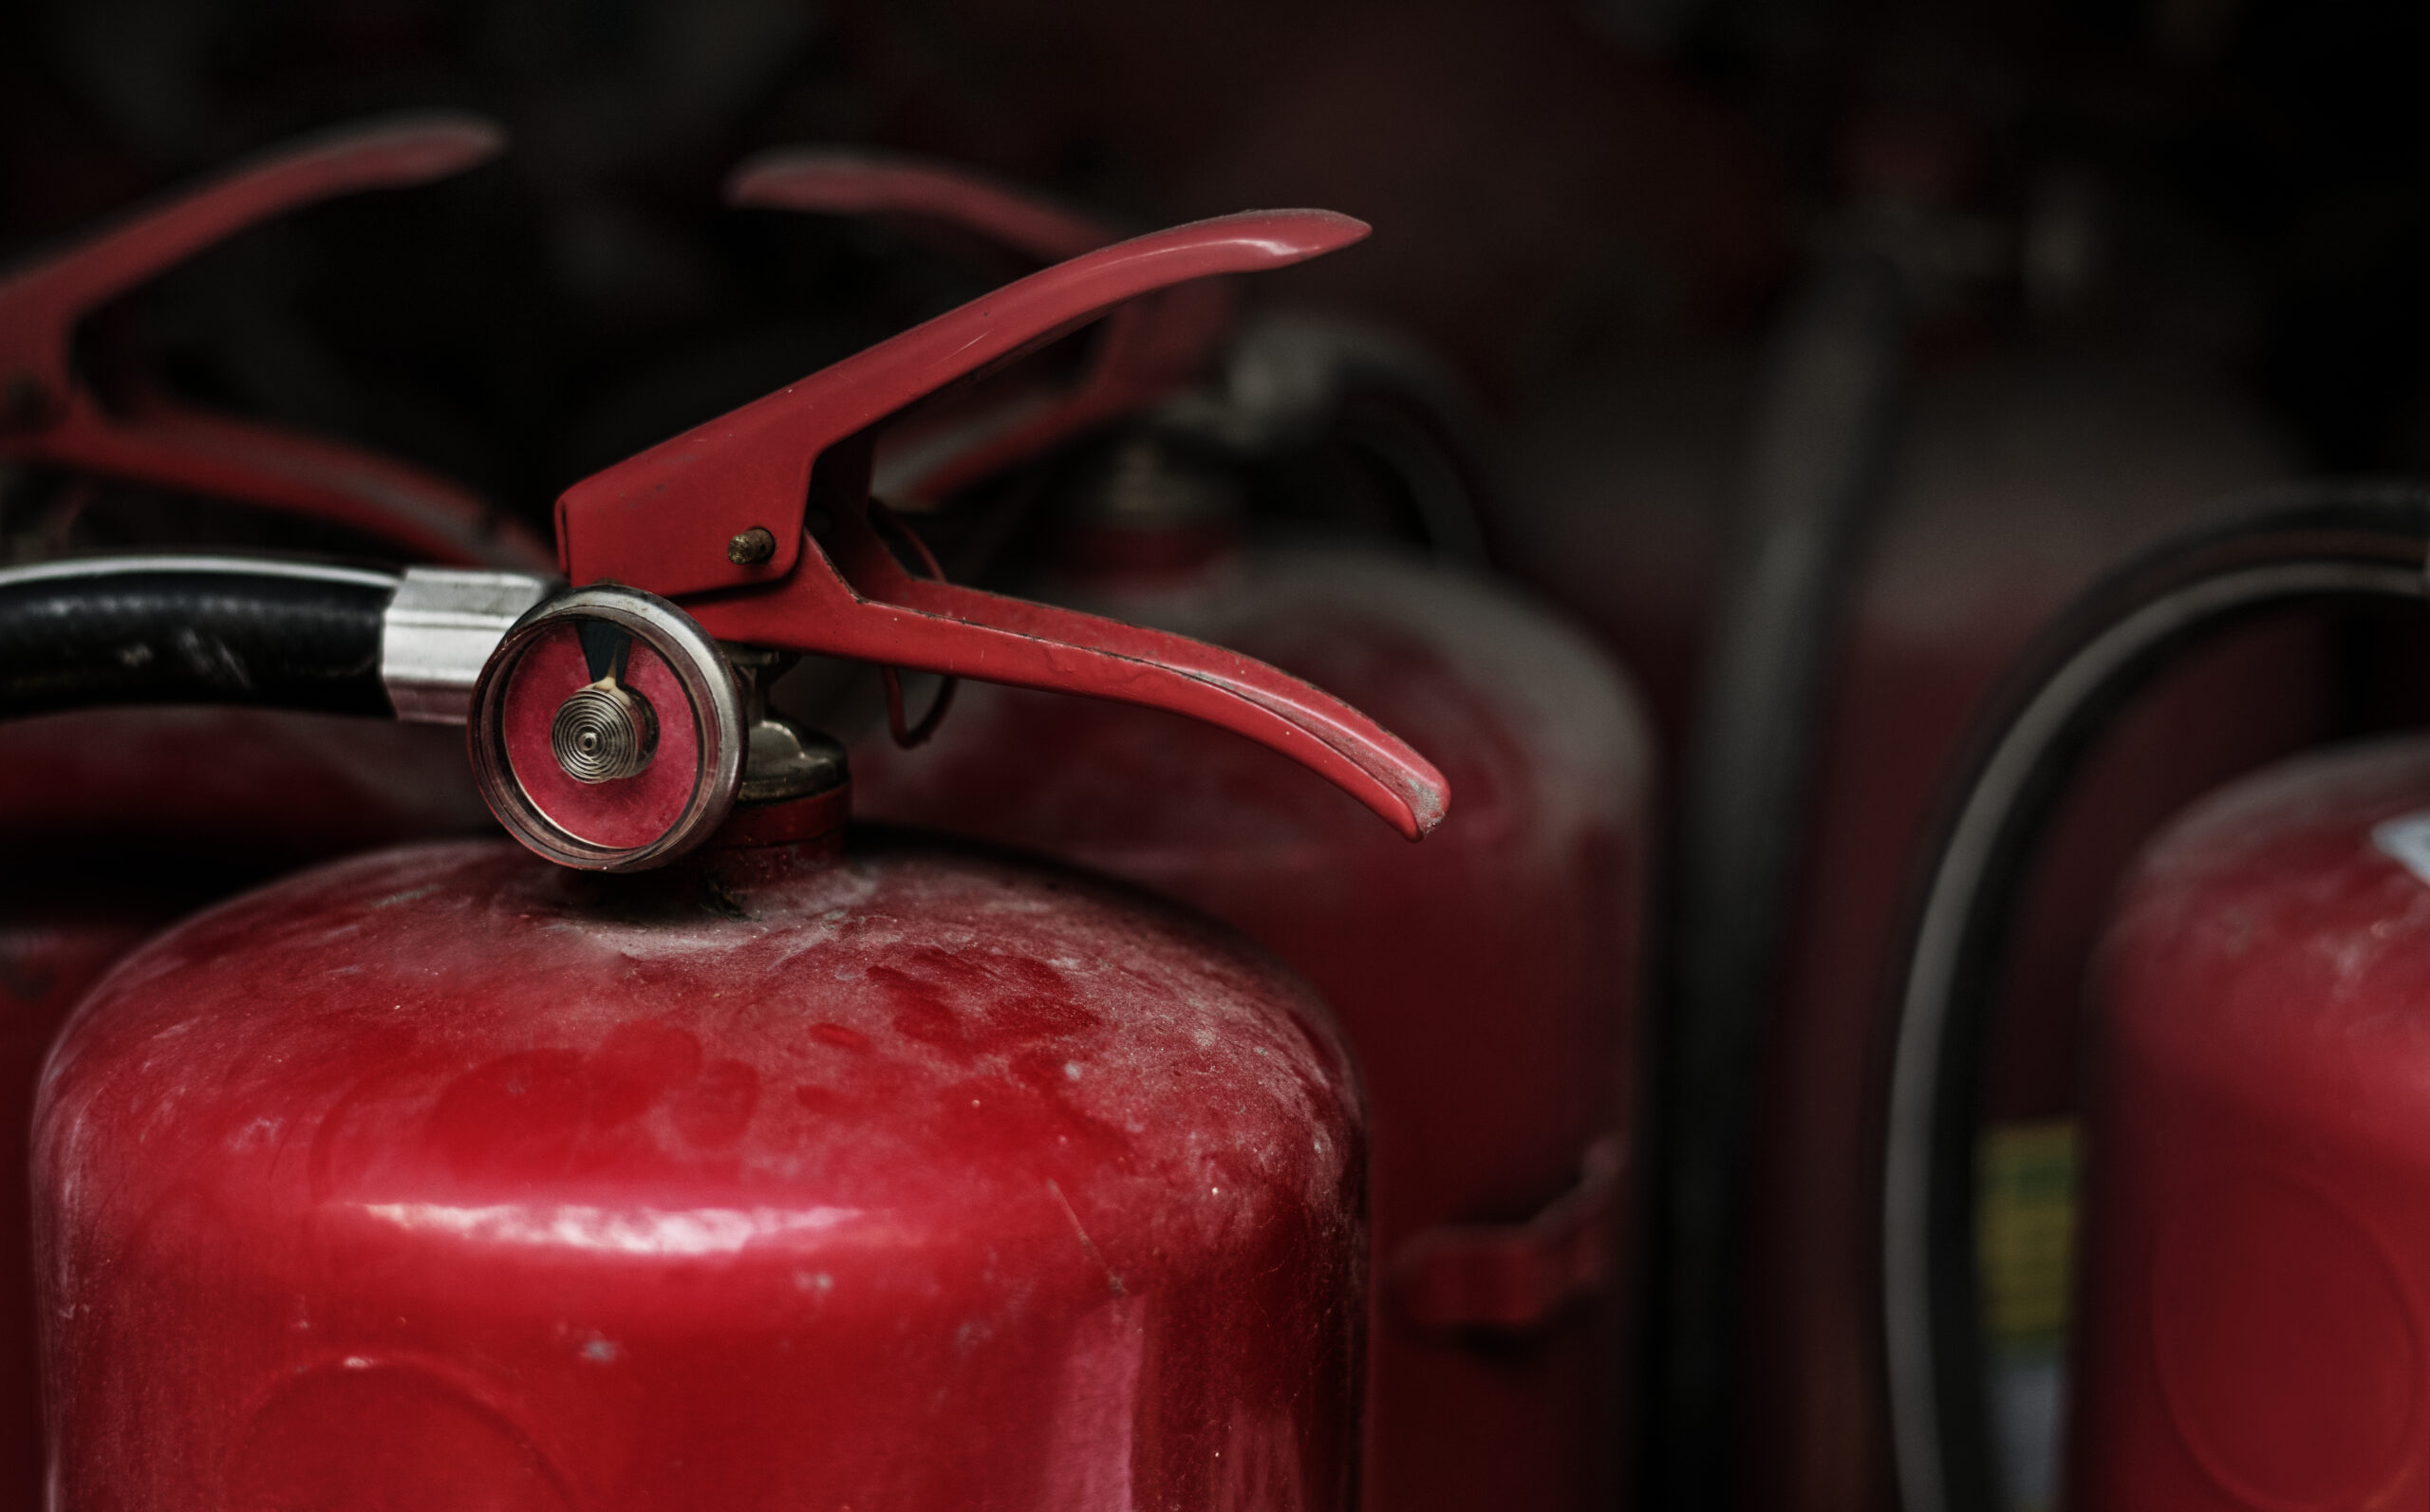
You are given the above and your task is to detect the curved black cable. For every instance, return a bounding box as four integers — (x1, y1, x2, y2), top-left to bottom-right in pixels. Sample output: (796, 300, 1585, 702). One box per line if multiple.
(0, 556, 398, 720)
(1880, 482, 2430, 1512)
(1652, 251, 1907, 1509)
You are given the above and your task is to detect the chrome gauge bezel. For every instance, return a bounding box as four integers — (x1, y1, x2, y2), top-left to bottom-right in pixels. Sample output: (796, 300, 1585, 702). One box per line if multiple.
(467, 584, 744, 871)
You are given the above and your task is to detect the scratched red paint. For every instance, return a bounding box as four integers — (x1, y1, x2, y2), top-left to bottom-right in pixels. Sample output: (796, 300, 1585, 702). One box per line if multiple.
(37, 828, 1366, 1509)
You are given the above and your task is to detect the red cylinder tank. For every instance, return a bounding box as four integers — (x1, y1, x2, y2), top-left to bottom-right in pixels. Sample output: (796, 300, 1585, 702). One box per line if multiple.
(850, 503, 1652, 1512)
(37, 824, 1366, 1510)
(2075, 735, 2430, 1509)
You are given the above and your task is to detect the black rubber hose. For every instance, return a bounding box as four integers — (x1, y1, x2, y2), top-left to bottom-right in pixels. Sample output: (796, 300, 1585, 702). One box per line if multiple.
(1880, 482, 2430, 1512)
(0, 556, 399, 720)
(1652, 250, 1907, 1511)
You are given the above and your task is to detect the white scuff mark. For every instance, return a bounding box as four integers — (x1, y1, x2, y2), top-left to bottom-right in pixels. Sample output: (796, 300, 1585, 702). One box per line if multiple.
(231, 1117, 285, 1149)
(575, 923, 773, 958)
(2376, 812, 2430, 888)
(1039, 1292, 1144, 1512)
(359, 1201, 861, 1256)
(1047, 1178, 1125, 1297)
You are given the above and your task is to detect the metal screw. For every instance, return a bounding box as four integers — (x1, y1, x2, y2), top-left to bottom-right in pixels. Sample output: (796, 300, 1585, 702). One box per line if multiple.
(727, 526, 777, 566)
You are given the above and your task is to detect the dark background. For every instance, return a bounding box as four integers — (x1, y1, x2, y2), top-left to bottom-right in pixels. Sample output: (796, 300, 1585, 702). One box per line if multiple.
(7, 0, 2424, 540)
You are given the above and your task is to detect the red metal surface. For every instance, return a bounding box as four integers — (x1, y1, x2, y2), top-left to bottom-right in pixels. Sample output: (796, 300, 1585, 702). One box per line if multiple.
(37, 828, 1367, 1510)
(2075, 736, 2430, 1509)
(726, 148, 1234, 505)
(0, 112, 548, 569)
(1390, 1135, 1624, 1334)
(850, 541, 1651, 1512)
(0, 910, 161, 1503)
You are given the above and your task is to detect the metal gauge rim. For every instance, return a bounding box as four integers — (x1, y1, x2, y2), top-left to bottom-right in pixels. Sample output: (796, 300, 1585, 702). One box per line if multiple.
(468, 584, 744, 871)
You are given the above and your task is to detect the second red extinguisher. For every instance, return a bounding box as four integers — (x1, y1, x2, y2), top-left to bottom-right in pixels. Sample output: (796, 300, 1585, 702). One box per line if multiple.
(729, 150, 1655, 1512)
(1879, 484, 2430, 1511)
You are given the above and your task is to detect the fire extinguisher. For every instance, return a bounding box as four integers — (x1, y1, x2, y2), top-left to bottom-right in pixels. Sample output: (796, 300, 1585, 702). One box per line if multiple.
(732, 149, 1650, 1512)
(20, 202, 1444, 1507)
(1878, 482, 2430, 1511)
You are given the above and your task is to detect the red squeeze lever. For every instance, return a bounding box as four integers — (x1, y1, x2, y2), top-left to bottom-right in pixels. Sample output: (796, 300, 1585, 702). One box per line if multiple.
(725, 147, 1236, 506)
(0, 112, 549, 569)
(559, 209, 1446, 839)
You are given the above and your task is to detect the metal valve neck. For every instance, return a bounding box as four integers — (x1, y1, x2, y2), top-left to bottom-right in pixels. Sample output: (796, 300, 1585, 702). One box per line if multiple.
(713, 644, 850, 853)
(1056, 432, 1243, 580)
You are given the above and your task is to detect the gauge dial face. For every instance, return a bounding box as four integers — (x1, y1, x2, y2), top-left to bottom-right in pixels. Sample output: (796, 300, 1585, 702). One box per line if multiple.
(500, 620, 701, 849)
(469, 586, 741, 871)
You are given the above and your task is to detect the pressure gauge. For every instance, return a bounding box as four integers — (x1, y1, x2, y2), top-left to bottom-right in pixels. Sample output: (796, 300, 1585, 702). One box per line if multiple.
(468, 585, 744, 870)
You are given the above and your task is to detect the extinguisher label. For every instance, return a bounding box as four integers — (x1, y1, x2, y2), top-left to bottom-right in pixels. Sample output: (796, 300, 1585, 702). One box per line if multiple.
(1979, 1118, 2079, 1512)
(2371, 812, 2430, 887)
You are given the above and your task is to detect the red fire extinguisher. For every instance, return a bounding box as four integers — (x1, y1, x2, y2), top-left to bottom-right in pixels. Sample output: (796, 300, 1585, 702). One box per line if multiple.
(730, 151, 1651, 1512)
(1877, 483, 2430, 1511)
(20, 202, 1444, 1507)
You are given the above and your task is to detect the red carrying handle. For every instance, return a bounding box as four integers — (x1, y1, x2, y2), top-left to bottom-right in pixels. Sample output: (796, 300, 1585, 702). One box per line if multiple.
(0, 112, 548, 569)
(727, 147, 1115, 263)
(557, 208, 1446, 839)
(561, 209, 1360, 592)
(724, 147, 1235, 505)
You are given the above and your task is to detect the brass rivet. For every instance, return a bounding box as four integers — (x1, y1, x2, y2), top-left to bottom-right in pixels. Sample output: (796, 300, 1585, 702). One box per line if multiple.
(727, 526, 776, 566)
